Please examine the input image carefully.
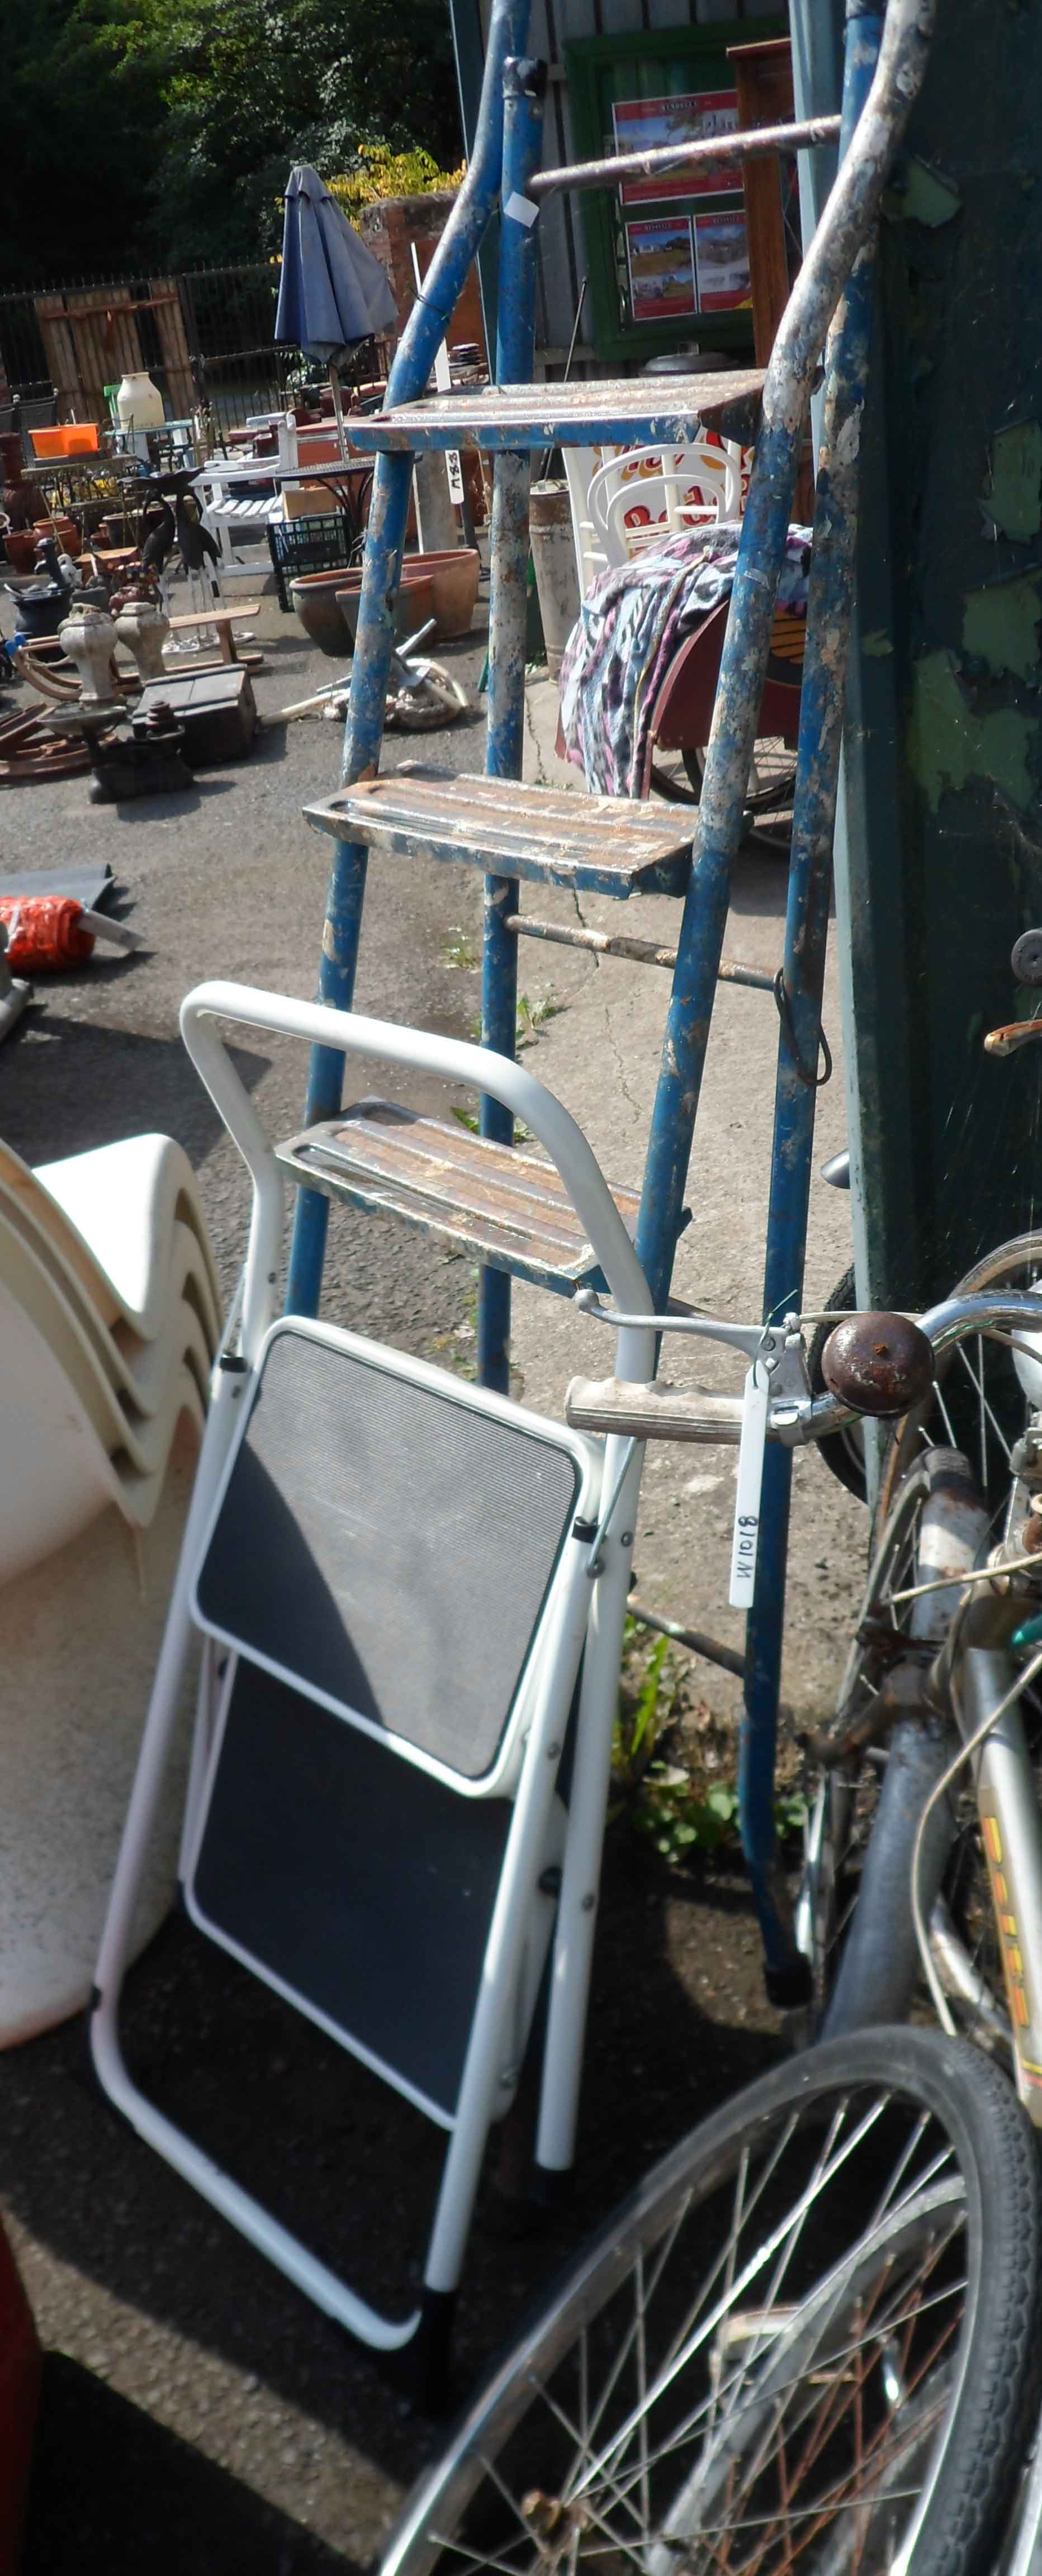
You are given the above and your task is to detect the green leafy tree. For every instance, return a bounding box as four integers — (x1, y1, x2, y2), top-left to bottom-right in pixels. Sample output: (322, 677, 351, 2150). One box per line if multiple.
(2, 0, 461, 285)
(3, 0, 170, 286)
(124, 0, 462, 265)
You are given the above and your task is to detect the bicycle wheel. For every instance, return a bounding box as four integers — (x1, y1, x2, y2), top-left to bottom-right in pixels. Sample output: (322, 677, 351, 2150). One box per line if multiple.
(808, 1235, 1042, 1520)
(795, 1452, 989, 2029)
(878, 1231, 1042, 1526)
(382, 2030, 1040, 2576)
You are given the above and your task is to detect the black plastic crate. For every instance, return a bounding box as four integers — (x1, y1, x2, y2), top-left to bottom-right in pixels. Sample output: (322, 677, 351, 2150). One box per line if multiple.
(267, 511, 359, 613)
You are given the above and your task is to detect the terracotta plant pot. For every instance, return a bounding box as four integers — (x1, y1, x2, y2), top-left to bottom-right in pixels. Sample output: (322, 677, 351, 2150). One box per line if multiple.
(335, 570, 436, 652)
(2, 528, 38, 574)
(289, 569, 356, 655)
(402, 547, 480, 639)
(37, 516, 79, 556)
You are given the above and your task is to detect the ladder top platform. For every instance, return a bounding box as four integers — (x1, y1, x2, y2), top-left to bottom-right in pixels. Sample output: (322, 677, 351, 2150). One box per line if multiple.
(346, 371, 765, 456)
(277, 1098, 642, 1296)
(303, 768, 694, 899)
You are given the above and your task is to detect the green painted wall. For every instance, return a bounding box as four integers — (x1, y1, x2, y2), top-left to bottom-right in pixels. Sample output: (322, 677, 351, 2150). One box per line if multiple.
(834, 0, 1042, 1308)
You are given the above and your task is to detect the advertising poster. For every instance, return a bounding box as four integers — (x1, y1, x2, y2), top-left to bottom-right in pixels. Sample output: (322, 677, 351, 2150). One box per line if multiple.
(625, 216, 698, 324)
(611, 91, 738, 203)
(693, 210, 751, 312)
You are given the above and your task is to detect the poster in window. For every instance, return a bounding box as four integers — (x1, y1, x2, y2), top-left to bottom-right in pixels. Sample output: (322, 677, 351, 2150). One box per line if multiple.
(625, 216, 698, 324)
(693, 211, 751, 312)
(611, 92, 738, 204)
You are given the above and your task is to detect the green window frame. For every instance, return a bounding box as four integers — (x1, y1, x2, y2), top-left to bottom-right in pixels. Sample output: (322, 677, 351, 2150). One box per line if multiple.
(564, 21, 785, 368)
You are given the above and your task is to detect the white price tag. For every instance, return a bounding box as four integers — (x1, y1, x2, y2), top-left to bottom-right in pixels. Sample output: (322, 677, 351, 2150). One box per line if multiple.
(729, 1361, 769, 1609)
(446, 448, 465, 506)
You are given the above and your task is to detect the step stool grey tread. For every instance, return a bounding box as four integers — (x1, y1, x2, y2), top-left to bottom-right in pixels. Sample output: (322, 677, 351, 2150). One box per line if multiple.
(195, 1322, 581, 1778)
(277, 1098, 641, 1289)
(303, 766, 694, 897)
(189, 1658, 514, 2120)
(347, 371, 765, 452)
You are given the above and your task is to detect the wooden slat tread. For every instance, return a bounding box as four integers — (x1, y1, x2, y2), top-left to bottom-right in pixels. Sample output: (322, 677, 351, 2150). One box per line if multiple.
(303, 766, 694, 899)
(346, 371, 765, 453)
(277, 1099, 640, 1294)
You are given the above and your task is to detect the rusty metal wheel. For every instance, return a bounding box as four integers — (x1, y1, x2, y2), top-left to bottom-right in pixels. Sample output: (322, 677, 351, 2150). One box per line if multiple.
(382, 2032, 1040, 2576)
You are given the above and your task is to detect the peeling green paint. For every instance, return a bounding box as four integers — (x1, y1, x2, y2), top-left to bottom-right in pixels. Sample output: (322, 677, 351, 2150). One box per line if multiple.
(898, 156, 963, 226)
(963, 571, 1042, 682)
(982, 420, 1042, 542)
(910, 650, 1036, 812)
(861, 628, 894, 657)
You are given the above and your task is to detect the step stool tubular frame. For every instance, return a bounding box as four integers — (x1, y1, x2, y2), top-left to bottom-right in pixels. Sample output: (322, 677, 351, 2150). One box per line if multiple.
(740, 13, 886, 1987)
(480, 54, 546, 1394)
(92, 983, 651, 2356)
(286, 0, 534, 1323)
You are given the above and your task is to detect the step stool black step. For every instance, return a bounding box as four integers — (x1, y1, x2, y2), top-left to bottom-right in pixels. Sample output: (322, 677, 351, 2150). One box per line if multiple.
(194, 1319, 584, 1779)
(277, 1098, 642, 1293)
(303, 767, 694, 898)
(187, 1657, 520, 2123)
(345, 371, 765, 454)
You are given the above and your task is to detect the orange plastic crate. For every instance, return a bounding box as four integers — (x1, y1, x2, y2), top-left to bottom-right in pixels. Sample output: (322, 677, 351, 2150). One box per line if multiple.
(29, 423, 100, 458)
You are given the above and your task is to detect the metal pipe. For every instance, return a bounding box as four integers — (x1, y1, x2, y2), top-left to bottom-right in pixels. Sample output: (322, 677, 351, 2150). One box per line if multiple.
(628, 1598, 746, 1683)
(286, 0, 534, 1319)
(503, 912, 775, 988)
(531, 112, 842, 202)
(740, 10, 887, 1995)
(480, 53, 546, 1395)
(632, 0, 935, 1327)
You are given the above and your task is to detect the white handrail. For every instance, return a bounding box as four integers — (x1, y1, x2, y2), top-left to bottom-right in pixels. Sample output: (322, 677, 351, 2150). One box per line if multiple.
(179, 981, 656, 1380)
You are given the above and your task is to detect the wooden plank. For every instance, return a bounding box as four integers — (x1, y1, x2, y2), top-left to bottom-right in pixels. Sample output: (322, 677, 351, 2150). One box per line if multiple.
(729, 38, 794, 370)
(277, 1102, 640, 1289)
(151, 276, 196, 416)
(348, 369, 765, 453)
(34, 299, 82, 421)
(304, 767, 694, 894)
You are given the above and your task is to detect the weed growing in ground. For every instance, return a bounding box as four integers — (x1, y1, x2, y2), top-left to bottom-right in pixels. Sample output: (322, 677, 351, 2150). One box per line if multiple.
(443, 925, 480, 972)
(611, 1617, 807, 1868)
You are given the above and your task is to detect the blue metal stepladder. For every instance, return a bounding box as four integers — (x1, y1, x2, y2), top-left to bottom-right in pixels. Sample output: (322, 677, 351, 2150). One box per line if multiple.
(89, 0, 936, 2400)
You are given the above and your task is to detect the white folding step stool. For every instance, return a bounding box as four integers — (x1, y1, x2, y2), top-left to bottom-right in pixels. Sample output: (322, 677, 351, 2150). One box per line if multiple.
(91, 983, 655, 2402)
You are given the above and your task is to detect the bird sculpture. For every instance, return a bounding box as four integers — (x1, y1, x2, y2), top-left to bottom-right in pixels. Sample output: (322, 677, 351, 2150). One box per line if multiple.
(141, 501, 176, 580)
(174, 491, 221, 644)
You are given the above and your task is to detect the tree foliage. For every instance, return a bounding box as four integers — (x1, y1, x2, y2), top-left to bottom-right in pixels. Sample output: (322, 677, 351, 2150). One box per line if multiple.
(1, 0, 461, 285)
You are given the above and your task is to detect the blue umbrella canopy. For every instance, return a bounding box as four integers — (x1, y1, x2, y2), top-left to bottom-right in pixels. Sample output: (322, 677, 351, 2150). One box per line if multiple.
(274, 164, 399, 359)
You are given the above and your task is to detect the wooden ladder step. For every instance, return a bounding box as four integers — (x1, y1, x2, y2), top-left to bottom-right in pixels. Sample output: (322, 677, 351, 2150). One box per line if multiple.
(277, 1099, 641, 1294)
(302, 766, 694, 899)
(345, 371, 765, 455)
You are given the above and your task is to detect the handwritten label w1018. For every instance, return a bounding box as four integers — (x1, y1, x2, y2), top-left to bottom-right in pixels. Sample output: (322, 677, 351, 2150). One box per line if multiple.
(730, 1361, 768, 1609)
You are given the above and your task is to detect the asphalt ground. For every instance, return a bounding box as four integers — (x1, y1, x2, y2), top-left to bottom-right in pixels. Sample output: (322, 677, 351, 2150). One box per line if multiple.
(0, 559, 861, 2568)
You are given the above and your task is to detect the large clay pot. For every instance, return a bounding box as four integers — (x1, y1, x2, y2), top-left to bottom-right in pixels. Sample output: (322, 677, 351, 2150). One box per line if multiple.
(335, 569, 436, 652)
(289, 569, 355, 655)
(3, 528, 39, 575)
(401, 547, 480, 639)
(37, 516, 79, 557)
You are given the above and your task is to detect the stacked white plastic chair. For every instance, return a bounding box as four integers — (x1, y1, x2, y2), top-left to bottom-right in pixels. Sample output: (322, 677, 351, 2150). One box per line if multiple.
(0, 1132, 221, 2044)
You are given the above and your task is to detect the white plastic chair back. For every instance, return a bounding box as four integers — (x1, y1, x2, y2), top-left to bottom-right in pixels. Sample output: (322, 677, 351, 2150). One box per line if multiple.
(589, 440, 744, 570)
(561, 445, 607, 596)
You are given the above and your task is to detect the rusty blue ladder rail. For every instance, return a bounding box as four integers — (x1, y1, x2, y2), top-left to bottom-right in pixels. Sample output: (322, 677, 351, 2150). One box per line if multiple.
(285, 0, 935, 1995)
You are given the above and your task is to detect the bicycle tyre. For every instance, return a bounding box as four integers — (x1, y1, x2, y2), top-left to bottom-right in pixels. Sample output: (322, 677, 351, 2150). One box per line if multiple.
(381, 2029, 1041, 2576)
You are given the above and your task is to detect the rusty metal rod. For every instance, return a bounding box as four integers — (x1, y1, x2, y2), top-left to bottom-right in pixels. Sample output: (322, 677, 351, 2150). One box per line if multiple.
(627, 1598, 746, 1682)
(503, 911, 774, 990)
(530, 112, 842, 202)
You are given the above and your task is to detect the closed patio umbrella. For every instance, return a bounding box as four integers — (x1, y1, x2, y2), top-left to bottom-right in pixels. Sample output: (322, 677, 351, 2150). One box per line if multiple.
(275, 164, 399, 452)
